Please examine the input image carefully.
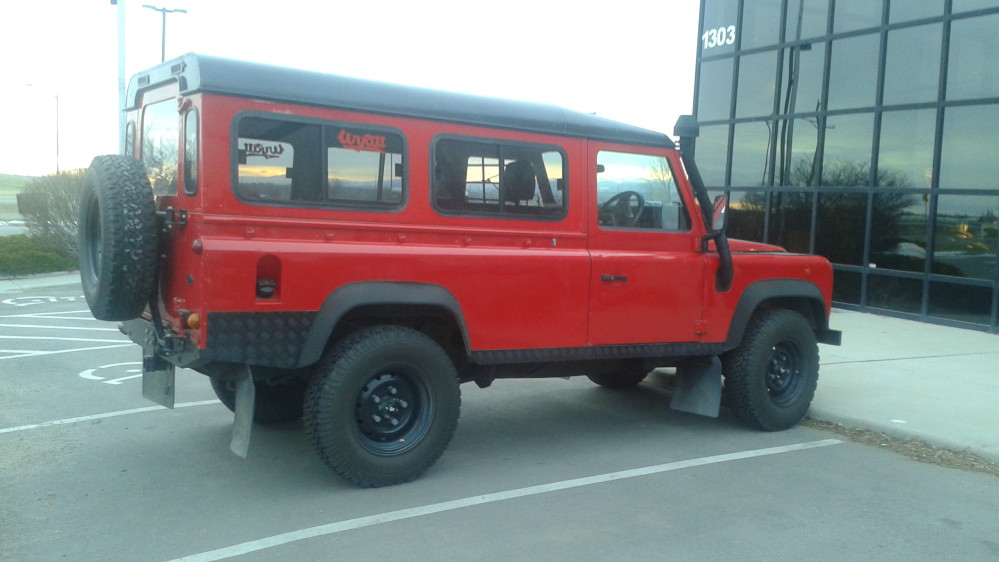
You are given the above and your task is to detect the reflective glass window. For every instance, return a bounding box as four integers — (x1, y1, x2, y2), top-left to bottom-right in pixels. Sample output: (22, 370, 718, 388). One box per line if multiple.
(833, 269, 862, 303)
(827, 33, 880, 110)
(878, 109, 935, 189)
(940, 104, 999, 189)
(769, 190, 814, 253)
(933, 194, 998, 281)
(786, 0, 830, 41)
(823, 113, 875, 184)
(776, 117, 822, 187)
(834, 0, 884, 32)
(778, 42, 826, 116)
(729, 190, 767, 243)
(693, 124, 730, 187)
(702, 0, 739, 56)
(951, 0, 999, 13)
(870, 191, 928, 271)
(947, 13, 999, 101)
(888, 0, 943, 23)
(696, 59, 734, 122)
(736, 51, 780, 118)
(929, 281, 992, 325)
(884, 24, 942, 105)
(867, 273, 923, 314)
(741, 0, 784, 49)
(816, 192, 868, 265)
(730, 121, 772, 187)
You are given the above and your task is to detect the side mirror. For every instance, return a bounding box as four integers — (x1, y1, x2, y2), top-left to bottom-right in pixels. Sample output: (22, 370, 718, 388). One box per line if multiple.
(712, 195, 727, 232)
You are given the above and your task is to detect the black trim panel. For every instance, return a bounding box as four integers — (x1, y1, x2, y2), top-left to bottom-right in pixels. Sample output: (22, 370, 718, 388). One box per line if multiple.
(470, 342, 728, 365)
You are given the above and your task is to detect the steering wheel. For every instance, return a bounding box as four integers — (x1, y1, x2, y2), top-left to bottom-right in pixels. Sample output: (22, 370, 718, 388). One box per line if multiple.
(599, 191, 646, 227)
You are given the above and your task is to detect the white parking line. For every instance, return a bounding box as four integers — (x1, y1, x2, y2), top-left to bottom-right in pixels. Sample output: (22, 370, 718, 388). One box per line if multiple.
(0, 400, 221, 434)
(0, 323, 119, 332)
(1, 336, 126, 343)
(0, 343, 134, 360)
(170, 439, 842, 562)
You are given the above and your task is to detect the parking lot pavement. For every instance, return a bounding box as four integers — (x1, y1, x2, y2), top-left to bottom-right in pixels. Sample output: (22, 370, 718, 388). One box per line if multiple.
(3, 284, 999, 560)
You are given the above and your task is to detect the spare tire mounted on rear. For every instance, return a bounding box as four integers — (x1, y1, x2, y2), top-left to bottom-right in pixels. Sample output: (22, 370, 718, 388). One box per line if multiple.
(78, 155, 159, 321)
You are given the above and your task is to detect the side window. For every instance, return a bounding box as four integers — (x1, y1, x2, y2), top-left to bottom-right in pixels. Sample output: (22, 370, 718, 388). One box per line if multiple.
(596, 151, 690, 231)
(142, 99, 180, 196)
(327, 127, 403, 204)
(183, 109, 199, 195)
(433, 137, 566, 219)
(235, 115, 405, 208)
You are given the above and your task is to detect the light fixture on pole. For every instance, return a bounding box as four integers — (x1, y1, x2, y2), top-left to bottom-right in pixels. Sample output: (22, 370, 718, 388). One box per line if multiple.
(142, 4, 187, 62)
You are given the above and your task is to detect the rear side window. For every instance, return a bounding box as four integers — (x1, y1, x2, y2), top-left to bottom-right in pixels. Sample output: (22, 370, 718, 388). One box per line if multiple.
(142, 99, 180, 196)
(235, 115, 405, 208)
(433, 137, 566, 220)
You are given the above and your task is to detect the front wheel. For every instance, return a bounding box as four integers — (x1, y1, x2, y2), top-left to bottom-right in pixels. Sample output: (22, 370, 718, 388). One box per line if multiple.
(722, 309, 819, 431)
(303, 326, 461, 487)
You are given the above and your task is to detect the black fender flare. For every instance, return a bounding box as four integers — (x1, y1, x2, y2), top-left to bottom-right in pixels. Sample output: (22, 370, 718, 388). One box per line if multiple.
(725, 279, 836, 349)
(297, 282, 470, 367)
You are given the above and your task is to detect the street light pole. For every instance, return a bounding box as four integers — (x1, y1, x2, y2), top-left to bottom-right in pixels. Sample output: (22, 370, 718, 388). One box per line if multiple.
(142, 4, 187, 62)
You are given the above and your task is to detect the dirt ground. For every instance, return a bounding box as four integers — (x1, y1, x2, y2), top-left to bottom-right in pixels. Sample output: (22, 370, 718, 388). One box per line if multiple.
(804, 418, 999, 478)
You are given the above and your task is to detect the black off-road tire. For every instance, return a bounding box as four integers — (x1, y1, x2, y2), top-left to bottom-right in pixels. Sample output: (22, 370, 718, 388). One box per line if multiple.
(722, 308, 819, 431)
(586, 371, 647, 389)
(304, 326, 461, 487)
(210, 369, 308, 424)
(78, 155, 158, 321)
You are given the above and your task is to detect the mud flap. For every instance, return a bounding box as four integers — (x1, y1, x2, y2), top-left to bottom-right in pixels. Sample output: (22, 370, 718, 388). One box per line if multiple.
(141, 353, 175, 409)
(230, 365, 256, 458)
(669, 356, 722, 418)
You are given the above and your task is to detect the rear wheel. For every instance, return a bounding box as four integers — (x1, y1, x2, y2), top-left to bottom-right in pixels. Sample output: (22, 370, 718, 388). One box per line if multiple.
(210, 368, 308, 424)
(722, 309, 818, 431)
(304, 326, 461, 487)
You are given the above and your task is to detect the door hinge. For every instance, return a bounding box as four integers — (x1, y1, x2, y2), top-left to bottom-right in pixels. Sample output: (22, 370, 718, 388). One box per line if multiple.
(694, 320, 709, 335)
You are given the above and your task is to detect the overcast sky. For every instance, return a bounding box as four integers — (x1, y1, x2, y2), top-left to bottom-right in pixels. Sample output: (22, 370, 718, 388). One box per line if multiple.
(0, 0, 699, 177)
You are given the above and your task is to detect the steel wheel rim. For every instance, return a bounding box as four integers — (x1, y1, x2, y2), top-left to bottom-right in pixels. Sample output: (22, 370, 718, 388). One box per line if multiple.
(354, 371, 432, 455)
(766, 341, 803, 406)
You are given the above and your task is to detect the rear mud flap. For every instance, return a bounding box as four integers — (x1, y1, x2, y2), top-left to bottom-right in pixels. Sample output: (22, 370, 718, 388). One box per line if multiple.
(230, 365, 256, 459)
(141, 353, 175, 409)
(669, 356, 722, 418)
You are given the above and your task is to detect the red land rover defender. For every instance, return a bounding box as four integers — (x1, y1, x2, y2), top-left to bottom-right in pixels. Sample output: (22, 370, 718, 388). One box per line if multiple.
(79, 54, 841, 487)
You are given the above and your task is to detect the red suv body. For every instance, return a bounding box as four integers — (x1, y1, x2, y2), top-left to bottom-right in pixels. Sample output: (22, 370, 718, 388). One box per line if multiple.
(79, 54, 840, 487)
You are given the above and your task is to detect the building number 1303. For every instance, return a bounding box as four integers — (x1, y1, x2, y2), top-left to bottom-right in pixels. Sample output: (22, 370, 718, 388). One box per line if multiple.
(702, 25, 737, 49)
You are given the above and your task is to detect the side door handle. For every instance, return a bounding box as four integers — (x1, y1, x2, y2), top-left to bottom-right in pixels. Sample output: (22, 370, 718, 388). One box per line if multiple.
(601, 275, 628, 282)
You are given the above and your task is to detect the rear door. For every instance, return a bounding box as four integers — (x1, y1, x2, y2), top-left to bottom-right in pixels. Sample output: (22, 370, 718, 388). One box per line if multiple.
(586, 143, 707, 345)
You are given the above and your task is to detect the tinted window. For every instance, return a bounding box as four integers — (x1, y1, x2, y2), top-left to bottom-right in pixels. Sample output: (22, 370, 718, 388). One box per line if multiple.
(827, 33, 880, 110)
(183, 109, 198, 195)
(433, 138, 566, 220)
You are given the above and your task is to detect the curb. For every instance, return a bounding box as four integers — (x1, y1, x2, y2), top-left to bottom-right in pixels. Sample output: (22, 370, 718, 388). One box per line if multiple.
(0, 272, 81, 293)
(807, 407, 999, 464)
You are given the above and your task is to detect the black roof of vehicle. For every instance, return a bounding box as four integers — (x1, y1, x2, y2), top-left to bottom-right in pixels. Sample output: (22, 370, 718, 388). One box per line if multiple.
(128, 53, 675, 149)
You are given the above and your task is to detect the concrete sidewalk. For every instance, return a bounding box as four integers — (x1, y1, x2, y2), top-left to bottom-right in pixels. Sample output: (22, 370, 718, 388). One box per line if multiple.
(3, 272, 997, 461)
(811, 309, 999, 462)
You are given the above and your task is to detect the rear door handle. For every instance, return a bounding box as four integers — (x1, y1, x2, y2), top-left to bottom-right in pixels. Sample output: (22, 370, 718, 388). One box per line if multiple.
(601, 275, 628, 282)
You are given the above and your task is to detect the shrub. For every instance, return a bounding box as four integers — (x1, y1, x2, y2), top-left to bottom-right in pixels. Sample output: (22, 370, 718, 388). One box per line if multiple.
(0, 234, 76, 277)
(19, 169, 85, 260)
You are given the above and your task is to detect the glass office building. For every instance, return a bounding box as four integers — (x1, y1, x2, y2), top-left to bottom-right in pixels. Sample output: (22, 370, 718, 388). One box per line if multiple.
(694, 0, 999, 332)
